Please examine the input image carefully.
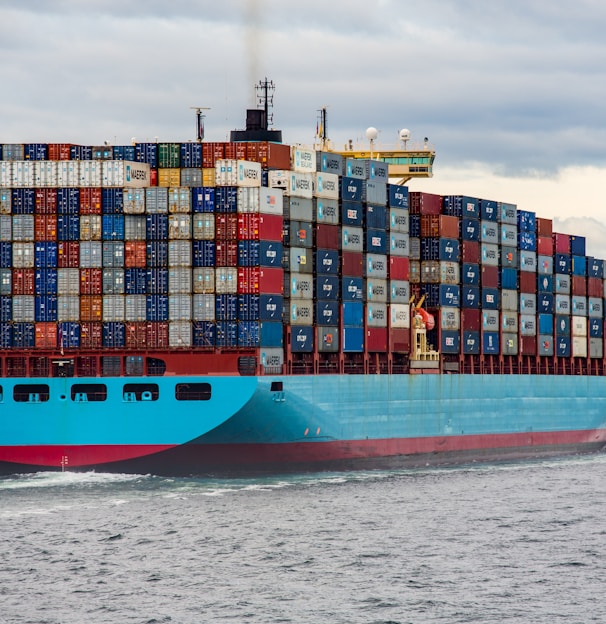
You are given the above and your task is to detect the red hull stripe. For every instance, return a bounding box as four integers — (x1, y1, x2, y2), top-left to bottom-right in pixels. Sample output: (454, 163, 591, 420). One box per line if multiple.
(2, 428, 605, 469)
(0, 445, 177, 468)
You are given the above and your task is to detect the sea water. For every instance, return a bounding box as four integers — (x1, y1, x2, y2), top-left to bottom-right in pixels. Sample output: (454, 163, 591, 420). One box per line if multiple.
(1, 454, 606, 624)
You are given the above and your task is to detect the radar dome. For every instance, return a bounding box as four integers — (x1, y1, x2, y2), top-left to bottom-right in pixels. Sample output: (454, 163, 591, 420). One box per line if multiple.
(399, 128, 410, 141)
(365, 127, 378, 141)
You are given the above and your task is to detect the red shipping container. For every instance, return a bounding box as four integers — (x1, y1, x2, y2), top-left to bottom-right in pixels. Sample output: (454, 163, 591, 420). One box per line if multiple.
(222, 142, 236, 160)
(390, 328, 410, 353)
(215, 241, 238, 267)
(125, 322, 147, 349)
(150, 168, 158, 187)
(461, 308, 481, 331)
(409, 192, 441, 215)
(57, 242, 80, 268)
(520, 335, 537, 355)
(146, 321, 169, 349)
(80, 322, 103, 349)
(215, 214, 238, 240)
(462, 241, 480, 264)
(519, 271, 536, 293)
(365, 327, 388, 352)
(342, 251, 363, 277)
(79, 268, 102, 295)
(79, 188, 102, 215)
(34, 214, 57, 241)
(35, 189, 58, 214)
(588, 277, 602, 298)
(258, 142, 291, 169)
(420, 214, 459, 238)
(258, 214, 283, 242)
(235, 143, 247, 160)
(572, 275, 587, 296)
(481, 265, 499, 288)
(552, 232, 570, 254)
(537, 236, 553, 256)
(258, 267, 284, 294)
(315, 224, 340, 249)
(125, 241, 147, 268)
(389, 256, 410, 280)
(35, 322, 57, 349)
(47, 143, 72, 160)
(536, 217, 553, 237)
(12, 269, 35, 295)
(237, 266, 259, 294)
(80, 295, 103, 322)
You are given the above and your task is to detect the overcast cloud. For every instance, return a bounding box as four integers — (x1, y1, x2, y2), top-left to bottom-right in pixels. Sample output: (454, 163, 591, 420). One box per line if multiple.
(1, 1, 606, 251)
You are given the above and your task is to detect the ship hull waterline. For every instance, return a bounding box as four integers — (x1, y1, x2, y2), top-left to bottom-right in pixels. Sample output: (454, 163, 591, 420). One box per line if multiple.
(1, 372, 606, 476)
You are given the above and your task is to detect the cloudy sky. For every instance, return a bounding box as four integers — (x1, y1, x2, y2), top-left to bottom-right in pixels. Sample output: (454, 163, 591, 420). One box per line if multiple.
(2, 1, 606, 255)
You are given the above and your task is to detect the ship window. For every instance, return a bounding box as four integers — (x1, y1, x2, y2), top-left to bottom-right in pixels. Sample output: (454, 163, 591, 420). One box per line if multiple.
(71, 384, 107, 402)
(146, 357, 166, 376)
(175, 383, 211, 401)
(14, 384, 50, 403)
(123, 383, 159, 402)
(0, 384, 3, 402)
(270, 381, 283, 392)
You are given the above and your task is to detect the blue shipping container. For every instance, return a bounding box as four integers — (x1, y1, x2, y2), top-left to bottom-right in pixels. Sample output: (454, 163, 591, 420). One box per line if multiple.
(238, 240, 260, 267)
(538, 293, 554, 314)
(439, 238, 460, 262)
(554, 254, 571, 274)
(480, 200, 498, 222)
(441, 331, 460, 354)
(588, 257, 604, 278)
(589, 318, 603, 338)
(341, 278, 363, 301)
(0, 296, 11, 321)
(0, 322, 11, 348)
(146, 242, 168, 267)
(518, 231, 536, 251)
(388, 184, 408, 209)
(315, 300, 339, 326)
(572, 255, 587, 276)
(462, 286, 480, 309)
(102, 215, 124, 241)
(102, 322, 126, 348)
(366, 229, 387, 255)
(238, 320, 260, 347)
(102, 188, 124, 214)
(315, 249, 339, 275)
(342, 326, 364, 352)
(215, 294, 238, 321)
(13, 323, 35, 348)
(538, 313, 553, 335)
(482, 288, 500, 310)
(125, 268, 147, 294)
(146, 268, 168, 294)
(482, 331, 500, 354)
(462, 263, 480, 286)
(342, 301, 364, 326)
(192, 321, 216, 347)
(259, 294, 283, 321)
(146, 295, 169, 321)
(462, 330, 480, 354)
(555, 315, 571, 336)
(12, 189, 35, 214)
(260, 321, 284, 348)
(537, 274, 553, 293)
(35, 295, 58, 322)
(216, 321, 238, 348)
(112, 145, 136, 161)
(35, 243, 58, 269)
(439, 284, 460, 307)
(315, 275, 339, 301)
(500, 267, 517, 290)
(59, 322, 81, 349)
(556, 336, 571, 357)
(57, 188, 80, 214)
(366, 205, 387, 230)
(57, 215, 80, 241)
(215, 187, 237, 213)
(460, 218, 480, 242)
(517, 210, 536, 232)
(192, 187, 215, 212)
(341, 177, 363, 203)
(259, 241, 283, 267)
(341, 201, 364, 226)
(192, 240, 216, 267)
(181, 143, 203, 168)
(570, 235, 586, 256)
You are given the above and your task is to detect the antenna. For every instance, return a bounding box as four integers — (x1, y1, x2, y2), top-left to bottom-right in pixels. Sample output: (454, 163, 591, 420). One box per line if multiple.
(190, 107, 211, 142)
(316, 106, 329, 149)
(255, 78, 275, 129)
(366, 127, 378, 159)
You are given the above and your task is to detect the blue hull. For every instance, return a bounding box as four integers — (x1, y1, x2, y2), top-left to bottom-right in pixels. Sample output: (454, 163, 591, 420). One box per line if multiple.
(1, 373, 606, 475)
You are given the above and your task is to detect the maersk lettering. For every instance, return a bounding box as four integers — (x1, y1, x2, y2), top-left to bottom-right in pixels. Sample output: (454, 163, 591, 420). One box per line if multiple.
(350, 165, 364, 177)
(242, 167, 259, 179)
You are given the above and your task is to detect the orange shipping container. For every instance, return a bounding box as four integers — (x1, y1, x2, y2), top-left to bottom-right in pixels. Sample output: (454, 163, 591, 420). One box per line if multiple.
(79, 188, 102, 215)
(35, 322, 57, 349)
(79, 268, 102, 295)
(80, 322, 102, 349)
(35, 189, 58, 214)
(47, 144, 72, 160)
(125, 322, 147, 349)
(124, 241, 147, 268)
(34, 215, 57, 241)
(12, 269, 35, 295)
(80, 295, 103, 322)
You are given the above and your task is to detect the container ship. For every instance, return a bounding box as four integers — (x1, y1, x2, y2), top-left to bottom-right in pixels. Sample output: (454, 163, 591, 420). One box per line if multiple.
(1, 83, 606, 476)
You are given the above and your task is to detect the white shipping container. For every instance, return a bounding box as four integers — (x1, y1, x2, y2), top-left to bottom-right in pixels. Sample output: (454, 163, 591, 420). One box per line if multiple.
(482, 309, 499, 331)
(13, 295, 35, 322)
(79, 160, 102, 187)
(215, 267, 238, 294)
(237, 187, 261, 213)
(145, 187, 169, 213)
(269, 170, 313, 198)
(125, 295, 146, 321)
(11, 161, 34, 187)
(572, 336, 587, 358)
(58, 295, 80, 321)
(537, 255, 553, 274)
(314, 198, 339, 224)
(290, 273, 314, 300)
(261, 347, 284, 371)
(259, 186, 284, 215)
(502, 332, 518, 355)
(0, 268, 11, 295)
(12, 215, 34, 241)
(102, 268, 124, 294)
(290, 301, 314, 325)
(341, 226, 364, 253)
(500, 223, 518, 247)
(555, 275, 570, 294)
(481, 243, 499, 266)
(13, 242, 34, 268)
(168, 267, 192, 294)
(366, 302, 388, 327)
(0, 162, 11, 188)
(390, 207, 409, 234)
(192, 214, 215, 240)
(102, 161, 150, 188)
(291, 147, 316, 173)
(440, 306, 460, 331)
(125, 215, 146, 240)
(390, 233, 410, 257)
(501, 311, 518, 333)
(123, 189, 146, 214)
(80, 215, 102, 241)
(192, 268, 215, 294)
(571, 295, 587, 316)
(555, 294, 570, 314)
(34, 161, 58, 187)
(588, 297, 603, 318)
(520, 314, 537, 336)
(168, 214, 191, 240)
(390, 303, 410, 328)
(169, 321, 192, 347)
(0, 215, 11, 240)
(168, 240, 191, 267)
(501, 289, 518, 311)
(440, 261, 459, 284)
(168, 187, 191, 213)
(572, 315, 587, 337)
(519, 293, 536, 314)
(481, 220, 499, 244)
(366, 254, 388, 279)
(519, 250, 537, 272)
(215, 159, 261, 187)
(0, 188, 10, 214)
(56, 161, 79, 187)
(57, 268, 80, 295)
(314, 172, 339, 199)
(192, 294, 215, 321)
(589, 337, 603, 359)
(103, 295, 125, 321)
(390, 280, 410, 303)
(499, 202, 518, 225)
(366, 278, 388, 302)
